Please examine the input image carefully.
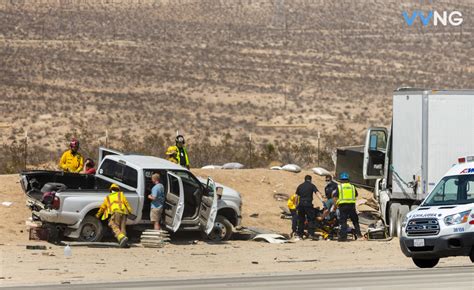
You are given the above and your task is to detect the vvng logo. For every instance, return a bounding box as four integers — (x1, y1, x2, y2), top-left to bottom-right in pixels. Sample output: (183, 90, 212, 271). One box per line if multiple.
(402, 0, 463, 27)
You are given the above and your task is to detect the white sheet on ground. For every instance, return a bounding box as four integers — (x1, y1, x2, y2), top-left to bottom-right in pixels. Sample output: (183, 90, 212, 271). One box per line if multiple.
(281, 164, 301, 173)
(311, 167, 331, 176)
(222, 162, 244, 169)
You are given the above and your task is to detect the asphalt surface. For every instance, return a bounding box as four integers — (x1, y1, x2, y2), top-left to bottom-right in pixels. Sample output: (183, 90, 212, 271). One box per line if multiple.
(3, 266, 474, 289)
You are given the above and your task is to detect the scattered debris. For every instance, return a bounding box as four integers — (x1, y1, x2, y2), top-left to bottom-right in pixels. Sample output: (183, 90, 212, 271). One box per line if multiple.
(277, 259, 318, 263)
(253, 234, 290, 244)
(28, 228, 49, 241)
(270, 166, 282, 170)
(279, 206, 292, 219)
(38, 268, 59, 271)
(26, 245, 47, 250)
(41, 252, 55, 256)
(251, 261, 259, 264)
(1, 201, 13, 207)
(249, 213, 259, 218)
(358, 211, 381, 225)
(281, 164, 301, 173)
(260, 176, 270, 184)
(273, 193, 290, 201)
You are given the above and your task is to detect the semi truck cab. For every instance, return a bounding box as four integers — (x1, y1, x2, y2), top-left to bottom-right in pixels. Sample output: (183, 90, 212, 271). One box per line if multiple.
(399, 157, 474, 268)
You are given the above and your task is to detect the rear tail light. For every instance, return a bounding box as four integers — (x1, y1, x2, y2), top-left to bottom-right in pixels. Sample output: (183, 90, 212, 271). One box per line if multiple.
(52, 197, 60, 210)
(458, 157, 466, 163)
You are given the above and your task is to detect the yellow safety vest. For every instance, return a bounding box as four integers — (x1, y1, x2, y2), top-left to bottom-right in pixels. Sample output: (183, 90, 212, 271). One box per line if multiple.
(98, 191, 131, 220)
(175, 146, 190, 167)
(337, 183, 356, 205)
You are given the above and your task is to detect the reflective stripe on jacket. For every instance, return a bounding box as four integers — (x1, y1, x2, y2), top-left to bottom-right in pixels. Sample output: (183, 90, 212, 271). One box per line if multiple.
(97, 191, 133, 220)
(176, 147, 190, 167)
(337, 183, 356, 205)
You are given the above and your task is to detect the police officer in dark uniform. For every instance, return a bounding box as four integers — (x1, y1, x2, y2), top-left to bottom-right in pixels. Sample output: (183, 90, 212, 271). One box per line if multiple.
(334, 172, 363, 241)
(295, 175, 323, 240)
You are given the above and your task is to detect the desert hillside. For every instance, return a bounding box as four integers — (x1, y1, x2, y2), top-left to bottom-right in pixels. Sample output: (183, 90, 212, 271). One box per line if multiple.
(1, 0, 473, 171)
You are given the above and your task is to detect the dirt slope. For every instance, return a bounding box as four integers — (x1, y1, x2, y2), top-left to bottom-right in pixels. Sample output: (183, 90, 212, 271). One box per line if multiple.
(0, 170, 471, 286)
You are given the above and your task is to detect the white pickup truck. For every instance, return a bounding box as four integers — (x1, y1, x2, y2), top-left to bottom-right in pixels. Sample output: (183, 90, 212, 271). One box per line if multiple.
(21, 148, 242, 242)
(400, 157, 474, 268)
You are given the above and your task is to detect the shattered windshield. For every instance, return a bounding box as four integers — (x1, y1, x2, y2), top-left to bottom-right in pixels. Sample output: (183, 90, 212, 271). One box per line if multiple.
(424, 174, 474, 206)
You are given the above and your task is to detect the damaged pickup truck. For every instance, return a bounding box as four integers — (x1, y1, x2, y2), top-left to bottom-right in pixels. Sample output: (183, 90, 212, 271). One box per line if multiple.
(20, 148, 242, 242)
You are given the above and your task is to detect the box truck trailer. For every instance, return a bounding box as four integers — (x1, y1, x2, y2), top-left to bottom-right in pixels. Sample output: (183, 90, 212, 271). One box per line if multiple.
(362, 89, 474, 237)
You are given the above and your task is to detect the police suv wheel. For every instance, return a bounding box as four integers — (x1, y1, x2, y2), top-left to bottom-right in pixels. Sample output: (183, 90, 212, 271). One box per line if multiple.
(470, 249, 474, 263)
(78, 215, 104, 242)
(412, 258, 439, 268)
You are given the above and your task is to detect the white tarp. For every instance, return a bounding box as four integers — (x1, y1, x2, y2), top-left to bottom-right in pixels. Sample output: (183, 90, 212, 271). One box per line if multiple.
(222, 162, 244, 169)
(270, 166, 282, 170)
(281, 164, 301, 173)
(312, 167, 331, 176)
(201, 165, 222, 169)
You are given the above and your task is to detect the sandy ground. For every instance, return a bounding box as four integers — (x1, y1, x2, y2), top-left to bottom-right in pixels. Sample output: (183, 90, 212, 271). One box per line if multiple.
(0, 171, 472, 286)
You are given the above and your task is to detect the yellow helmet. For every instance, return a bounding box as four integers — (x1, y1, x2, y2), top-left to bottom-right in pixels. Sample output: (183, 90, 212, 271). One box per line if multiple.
(109, 183, 120, 192)
(166, 146, 177, 156)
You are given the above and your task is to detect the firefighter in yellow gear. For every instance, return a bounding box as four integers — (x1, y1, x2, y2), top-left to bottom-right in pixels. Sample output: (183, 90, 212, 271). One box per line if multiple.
(165, 146, 178, 163)
(287, 193, 300, 237)
(59, 138, 84, 173)
(95, 184, 133, 248)
(166, 135, 190, 169)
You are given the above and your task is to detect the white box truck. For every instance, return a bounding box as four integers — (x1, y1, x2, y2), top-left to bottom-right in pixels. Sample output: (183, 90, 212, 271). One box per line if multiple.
(363, 89, 474, 237)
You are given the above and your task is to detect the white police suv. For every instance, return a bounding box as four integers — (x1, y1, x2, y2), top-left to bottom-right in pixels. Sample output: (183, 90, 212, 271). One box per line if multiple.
(399, 157, 474, 268)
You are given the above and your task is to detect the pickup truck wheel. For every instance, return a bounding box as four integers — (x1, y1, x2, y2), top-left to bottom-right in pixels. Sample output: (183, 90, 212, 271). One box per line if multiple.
(206, 216, 233, 242)
(412, 258, 439, 268)
(78, 215, 104, 242)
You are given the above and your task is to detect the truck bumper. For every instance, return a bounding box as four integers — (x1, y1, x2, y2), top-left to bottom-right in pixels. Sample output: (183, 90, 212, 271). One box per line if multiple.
(35, 209, 79, 227)
(400, 233, 474, 259)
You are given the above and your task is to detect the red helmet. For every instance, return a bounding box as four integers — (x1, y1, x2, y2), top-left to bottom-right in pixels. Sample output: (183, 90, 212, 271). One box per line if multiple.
(70, 138, 79, 150)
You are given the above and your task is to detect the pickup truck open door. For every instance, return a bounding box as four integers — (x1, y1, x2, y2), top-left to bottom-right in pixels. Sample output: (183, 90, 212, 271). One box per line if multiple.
(164, 172, 185, 232)
(98, 147, 124, 165)
(199, 177, 218, 234)
(363, 127, 388, 179)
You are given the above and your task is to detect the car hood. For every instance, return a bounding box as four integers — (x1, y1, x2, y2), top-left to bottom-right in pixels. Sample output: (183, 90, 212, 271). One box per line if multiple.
(407, 204, 473, 220)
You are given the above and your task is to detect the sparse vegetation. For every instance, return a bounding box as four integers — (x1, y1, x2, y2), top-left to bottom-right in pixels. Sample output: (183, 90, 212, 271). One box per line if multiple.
(0, 0, 472, 173)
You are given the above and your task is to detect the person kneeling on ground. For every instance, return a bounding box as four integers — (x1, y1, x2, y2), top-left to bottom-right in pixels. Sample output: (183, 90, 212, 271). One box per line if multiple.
(148, 173, 165, 230)
(287, 192, 300, 237)
(96, 183, 133, 248)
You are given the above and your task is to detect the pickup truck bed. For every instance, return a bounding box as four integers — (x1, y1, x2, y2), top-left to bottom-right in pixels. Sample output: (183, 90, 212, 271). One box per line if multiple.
(22, 170, 113, 201)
